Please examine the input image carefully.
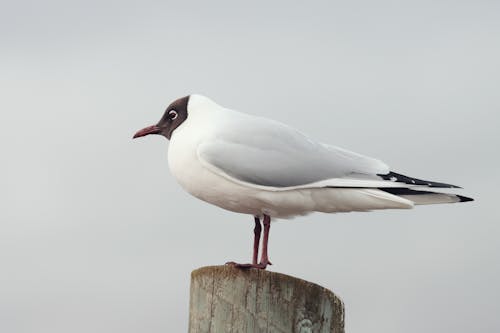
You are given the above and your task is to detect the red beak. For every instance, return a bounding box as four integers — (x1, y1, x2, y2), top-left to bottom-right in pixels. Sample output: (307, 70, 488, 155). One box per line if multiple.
(133, 125, 161, 139)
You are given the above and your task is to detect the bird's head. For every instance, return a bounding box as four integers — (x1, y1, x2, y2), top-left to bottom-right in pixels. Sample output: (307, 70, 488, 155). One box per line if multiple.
(133, 95, 190, 140)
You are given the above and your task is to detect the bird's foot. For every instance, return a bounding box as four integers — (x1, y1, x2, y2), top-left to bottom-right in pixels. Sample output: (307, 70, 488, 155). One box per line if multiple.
(225, 260, 272, 270)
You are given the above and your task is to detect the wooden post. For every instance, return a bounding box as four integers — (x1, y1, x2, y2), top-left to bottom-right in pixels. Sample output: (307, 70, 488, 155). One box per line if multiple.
(189, 265, 345, 333)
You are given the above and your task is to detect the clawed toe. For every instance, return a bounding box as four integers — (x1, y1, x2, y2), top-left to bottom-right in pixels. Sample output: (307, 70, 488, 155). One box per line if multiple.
(225, 261, 270, 270)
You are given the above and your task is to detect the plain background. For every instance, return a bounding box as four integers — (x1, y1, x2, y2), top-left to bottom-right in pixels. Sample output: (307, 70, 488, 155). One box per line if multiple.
(1, 1, 499, 332)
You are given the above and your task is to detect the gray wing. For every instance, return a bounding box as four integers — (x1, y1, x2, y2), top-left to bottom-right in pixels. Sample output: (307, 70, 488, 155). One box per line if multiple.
(197, 114, 390, 188)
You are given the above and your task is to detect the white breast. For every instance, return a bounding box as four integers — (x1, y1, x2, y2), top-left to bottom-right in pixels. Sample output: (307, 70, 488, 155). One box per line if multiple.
(167, 108, 268, 216)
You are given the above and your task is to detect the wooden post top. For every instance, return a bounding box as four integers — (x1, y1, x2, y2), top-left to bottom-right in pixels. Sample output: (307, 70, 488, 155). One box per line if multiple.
(189, 265, 345, 333)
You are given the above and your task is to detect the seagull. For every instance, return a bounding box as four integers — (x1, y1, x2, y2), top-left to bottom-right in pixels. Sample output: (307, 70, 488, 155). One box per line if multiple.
(133, 95, 473, 269)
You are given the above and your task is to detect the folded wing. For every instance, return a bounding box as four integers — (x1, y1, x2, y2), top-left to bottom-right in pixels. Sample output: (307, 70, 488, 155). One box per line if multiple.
(197, 113, 395, 190)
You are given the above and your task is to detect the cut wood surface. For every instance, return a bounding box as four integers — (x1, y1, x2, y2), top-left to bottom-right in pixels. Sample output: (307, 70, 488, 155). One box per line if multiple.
(189, 265, 344, 333)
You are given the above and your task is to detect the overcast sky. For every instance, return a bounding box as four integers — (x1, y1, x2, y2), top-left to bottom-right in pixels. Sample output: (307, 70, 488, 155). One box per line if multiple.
(1, 1, 499, 332)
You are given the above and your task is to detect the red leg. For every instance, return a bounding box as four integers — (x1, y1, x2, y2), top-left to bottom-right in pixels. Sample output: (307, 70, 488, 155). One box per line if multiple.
(252, 217, 262, 265)
(259, 214, 272, 267)
(226, 215, 271, 270)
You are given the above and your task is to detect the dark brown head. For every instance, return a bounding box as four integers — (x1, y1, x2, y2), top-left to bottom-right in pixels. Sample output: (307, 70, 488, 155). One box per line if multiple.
(133, 95, 190, 140)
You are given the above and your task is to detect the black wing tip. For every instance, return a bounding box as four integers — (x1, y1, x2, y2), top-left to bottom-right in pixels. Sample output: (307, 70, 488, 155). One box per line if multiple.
(430, 184, 462, 189)
(457, 195, 474, 203)
(447, 184, 462, 189)
(379, 188, 474, 203)
(378, 171, 462, 189)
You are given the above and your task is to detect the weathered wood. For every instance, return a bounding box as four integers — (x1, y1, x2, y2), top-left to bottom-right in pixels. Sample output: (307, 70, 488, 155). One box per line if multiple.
(189, 265, 345, 333)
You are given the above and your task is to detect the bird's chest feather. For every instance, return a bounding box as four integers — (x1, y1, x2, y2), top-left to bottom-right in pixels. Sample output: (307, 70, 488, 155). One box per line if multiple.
(166, 123, 265, 215)
(167, 123, 227, 199)
(167, 129, 206, 193)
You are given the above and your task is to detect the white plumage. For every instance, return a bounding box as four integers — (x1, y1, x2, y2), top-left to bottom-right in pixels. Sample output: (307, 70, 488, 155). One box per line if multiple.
(165, 95, 467, 219)
(134, 94, 472, 268)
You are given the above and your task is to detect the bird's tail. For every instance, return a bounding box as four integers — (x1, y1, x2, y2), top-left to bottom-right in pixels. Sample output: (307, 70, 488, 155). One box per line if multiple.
(379, 187, 474, 205)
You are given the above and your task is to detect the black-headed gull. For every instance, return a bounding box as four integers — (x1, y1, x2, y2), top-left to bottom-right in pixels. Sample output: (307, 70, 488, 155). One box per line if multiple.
(133, 95, 473, 269)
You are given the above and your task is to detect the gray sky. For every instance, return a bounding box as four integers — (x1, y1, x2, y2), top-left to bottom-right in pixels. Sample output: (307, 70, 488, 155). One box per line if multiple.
(1, 0, 499, 332)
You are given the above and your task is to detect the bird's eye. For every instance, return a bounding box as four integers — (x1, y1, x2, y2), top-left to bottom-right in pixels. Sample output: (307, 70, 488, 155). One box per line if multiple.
(168, 110, 178, 120)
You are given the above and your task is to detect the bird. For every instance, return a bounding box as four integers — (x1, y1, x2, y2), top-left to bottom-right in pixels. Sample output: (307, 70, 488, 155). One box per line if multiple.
(133, 94, 473, 269)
